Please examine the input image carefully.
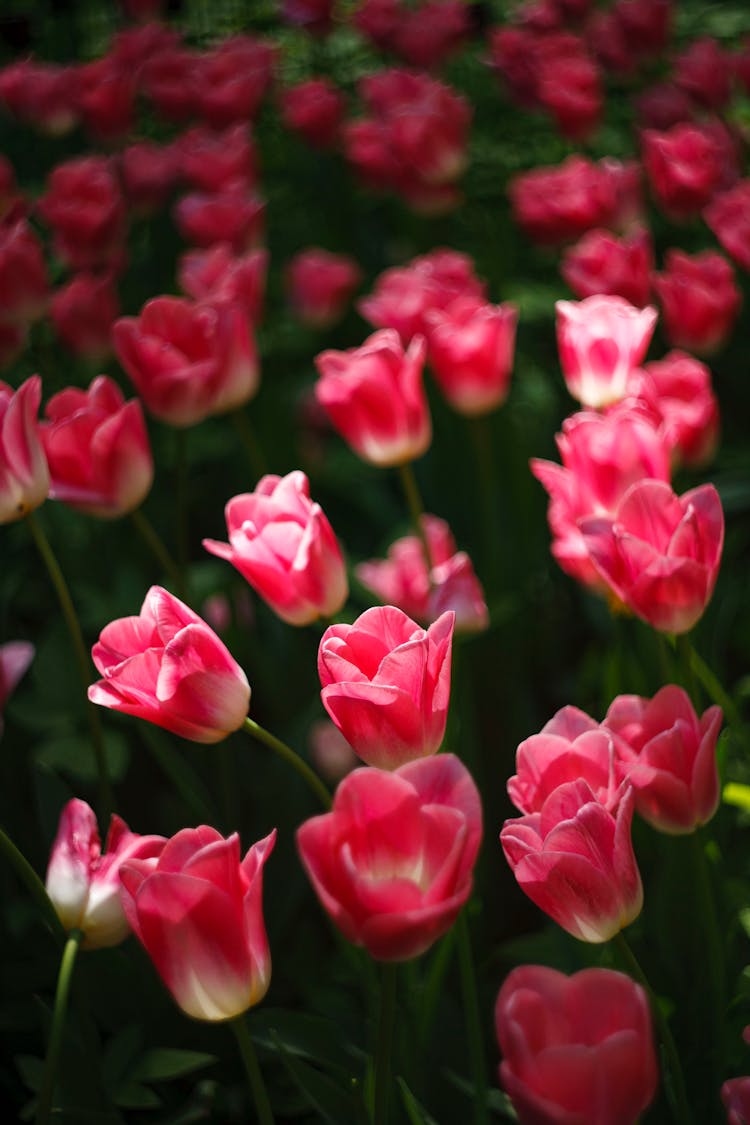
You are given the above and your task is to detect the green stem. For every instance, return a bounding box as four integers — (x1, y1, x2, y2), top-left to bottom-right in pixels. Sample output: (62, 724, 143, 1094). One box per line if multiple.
(35, 928, 83, 1125)
(242, 718, 331, 809)
(26, 512, 114, 821)
(230, 1015, 275, 1125)
(674, 633, 700, 707)
(373, 962, 398, 1125)
(456, 911, 489, 1125)
(685, 638, 743, 729)
(689, 829, 725, 1093)
(130, 508, 185, 598)
(0, 824, 64, 942)
(613, 932, 693, 1125)
(397, 461, 432, 578)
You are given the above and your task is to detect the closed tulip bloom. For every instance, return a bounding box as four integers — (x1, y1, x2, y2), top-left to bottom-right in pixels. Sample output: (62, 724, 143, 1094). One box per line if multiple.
(280, 78, 345, 149)
(318, 605, 453, 769)
(37, 156, 126, 272)
(561, 226, 653, 308)
(633, 351, 720, 468)
(604, 685, 722, 833)
(88, 586, 251, 743)
(285, 248, 362, 329)
(121, 141, 181, 214)
(653, 249, 741, 355)
(641, 123, 728, 221)
(41, 376, 153, 519)
(297, 754, 482, 960)
(580, 480, 724, 635)
(495, 964, 658, 1125)
(177, 124, 258, 195)
(723, 1076, 750, 1125)
(174, 187, 266, 255)
(194, 36, 275, 128)
(0, 220, 49, 324)
(508, 156, 619, 247)
(203, 471, 348, 626)
(501, 779, 643, 942)
(120, 826, 275, 1021)
(704, 181, 750, 273)
(0, 376, 49, 523)
(425, 297, 518, 416)
(50, 273, 120, 364)
(315, 330, 430, 467)
(178, 244, 268, 326)
(46, 798, 165, 949)
(556, 295, 657, 408)
(113, 295, 259, 427)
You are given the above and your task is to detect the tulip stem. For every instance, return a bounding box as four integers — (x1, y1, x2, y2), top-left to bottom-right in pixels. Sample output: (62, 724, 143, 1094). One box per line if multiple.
(0, 824, 64, 942)
(131, 508, 185, 598)
(674, 633, 700, 707)
(397, 461, 432, 579)
(683, 637, 742, 730)
(456, 911, 489, 1125)
(242, 718, 331, 808)
(613, 932, 693, 1125)
(35, 927, 83, 1125)
(230, 1015, 275, 1125)
(373, 962, 398, 1125)
(26, 512, 114, 821)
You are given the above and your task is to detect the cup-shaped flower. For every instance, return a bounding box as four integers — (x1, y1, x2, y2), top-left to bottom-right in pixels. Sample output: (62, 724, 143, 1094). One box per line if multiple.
(500, 779, 643, 942)
(88, 586, 251, 743)
(314, 329, 431, 467)
(297, 754, 482, 960)
(0, 375, 49, 523)
(120, 826, 275, 1021)
(579, 480, 724, 635)
(45, 798, 166, 949)
(203, 470, 348, 626)
(495, 964, 658, 1125)
(318, 605, 454, 769)
(604, 685, 722, 833)
(286, 247, 361, 329)
(425, 297, 517, 416)
(653, 249, 740, 355)
(41, 376, 153, 519)
(633, 351, 719, 469)
(556, 294, 657, 408)
(50, 272, 120, 363)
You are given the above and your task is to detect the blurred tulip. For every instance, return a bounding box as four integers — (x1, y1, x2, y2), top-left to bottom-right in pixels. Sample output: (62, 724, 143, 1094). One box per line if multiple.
(177, 124, 258, 194)
(635, 81, 694, 129)
(0, 59, 79, 135)
(89, 585, 251, 742)
(641, 122, 730, 220)
(391, 0, 470, 69)
(37, 156, 126, 273)
(653, 249, 741, 354)
(509, 155, 621, 247)
(121, 141, 181, 214)
(141, 47, 201, 123)
(194, 35, 275, 128)
(0, 220, 48, 324)
(673, 36, 731, 109)
(297, 754, 481, 959)
(280, 78, 345, 148)
(634, 351, 719, 468)
(286, 248, 362, 329)
(0, 376, 49, 523)
(723, 1076, 750, 1125)
(178, 244, 267, 325)
(77, 57, 136, 142)
(425, 297, 517, 416)
(561, 226, 653, 308)
(705, 180, 750, 273)
(0, 639, 34, 738)
(556, 294, 657, 408)
(308, 719, 358, 783)
(50, 273, 119, 364)
(174, 186, 265, 253)
(281, 0, 335, 34)
(121, 826, 275, 1020)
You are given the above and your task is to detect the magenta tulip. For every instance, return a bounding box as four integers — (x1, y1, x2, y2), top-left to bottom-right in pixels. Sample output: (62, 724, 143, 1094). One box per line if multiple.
(0, 376, 49, 523)
(556, 294, 657, 408)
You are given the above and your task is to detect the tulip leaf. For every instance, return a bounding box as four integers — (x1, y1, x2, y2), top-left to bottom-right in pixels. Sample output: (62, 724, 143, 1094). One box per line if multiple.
(112, 1080, 162, 1109)
(130, 1048, 217, 1083)
(268, 1027, 363, 1124)
(397, 1077, 439, 1125)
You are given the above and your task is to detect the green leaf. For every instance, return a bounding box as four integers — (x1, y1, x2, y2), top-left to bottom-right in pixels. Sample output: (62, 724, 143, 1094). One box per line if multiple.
(397, 1077, 439, 1125)
(112, 1081, 162, 1109)
(269, 1027, 362, 1124)
(130, 1048, 217, 1083)
(15, 1054, 44, 1092)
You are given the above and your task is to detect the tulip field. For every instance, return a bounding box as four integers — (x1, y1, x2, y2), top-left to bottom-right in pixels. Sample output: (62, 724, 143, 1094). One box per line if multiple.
(3, 0, 750, 1122)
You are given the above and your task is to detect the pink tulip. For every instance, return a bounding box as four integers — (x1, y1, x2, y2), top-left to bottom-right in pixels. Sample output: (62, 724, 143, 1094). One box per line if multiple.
(41, 376, 153, 519)
(194, 36, 276, 128)
(203, 471, 348, 626)
(77, 57, 136, 143)
(604, 685, 722, 834)
(178, 244, 268, 326)
(121, 141, 181, 214)
(641, 122, 732, 221)
(0, 639, 34, 738)
(88, 586, 251, 743)
(391, 0, 469, 69)
(113, 295, 259, 427)
(0, 59, 79, 136)
(704, 181, 750, 273)
(120, 826, 275, 1020)
(0, 376, 49, 523)
(50, 273, 120, 364)
(318, 605, 453, 769)
(46, 798, 165, 949)
(285, 248, 362, 329)
(653, 249, 741, 355)
(556, 294, 658, 408)
(0, 220, 48, 325)
(501, 779, 643, 942)
(297, 754, 481, 960)
(37, 156, 126, 272)
(508, 155, 621, 247)
(495, 965, 658, 1125)
(425, 297, 517, 416)
(174, 186, 265, 254)
(561, 226, 653, 308)
(315, 329, 431, 467)
(280, 78, 345, 149)
(632, 351, 720, 468)
(723, 1076, 750, 1125)
(580, 479, 724, 634)
(674, 36, 731, 110)
(141, 47, 201, 123)
(177, 124, 258, 195)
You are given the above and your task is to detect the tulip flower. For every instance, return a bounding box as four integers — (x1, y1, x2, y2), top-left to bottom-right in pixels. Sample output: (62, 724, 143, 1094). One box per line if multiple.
(0, 220, 49, 325)
(177, 123, 258, 195)
(37, 155, 126, 272)
(88, 586, 251, 743)
(120, 826, 275, 1020)
(0, 376, 49, 523)
(580, 480, 724, 635)
(285, 248, 362, 329)
(280, 78, 345, 149)
(604, 685, 722, 834)
(45, 798, 165, 949)
(315, 329, 431, 467)
(174, 187, 265, 254)
(41, 376, 153, 519)
(50, 273, 120, 363)
(508, 155, 626, 247)
(629, 351, 720, 468)
(653, 249, 741, 355)
(0, 639, 34, 739)
(203, 471, 348, 626)
(561, 226, 653, 308)
(297, 754, 482, 960)
(723, 1076, 750, 1125)
(641, 122, 730, 221)
(495, 964, 658, 1125)
(500, 779, 643, 942)
(178, 244, 268, 326)
(318, 605, 454, 769)
(425, 297, 517, 416)
(704, 180, 750, 273)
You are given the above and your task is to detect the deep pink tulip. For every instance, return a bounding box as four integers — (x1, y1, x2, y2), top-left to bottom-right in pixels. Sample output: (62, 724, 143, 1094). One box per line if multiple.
(537, 41, 602, 142)
(50, 273, 119, 364)
(0, 376, 49, 523)
(604, 685, 722, 834)
(178, 244, 267, 326)
(634, 351, 719, 468)
(121, 141, 181, 214)
(391, 0, 469, 69)
(723, 1076, 750, 1125)
(641, 122, 731, 220)
(425, 297, 517, 416)
(46, 798, 165, 949)
(556, 294, 657, 408)
(194, 36, 275, 128)
(531, 405, 670, 589)
(280, 78, 345, 149)
(41, 376, 153, 519)
(141, 47, 201, 123)
(496, 964, 658, 1125)
(113, 295, 259, 427)
(635, 81, 694, 129)
(297, 754, 481, 960)
(0, 220, 48, 324)
(204, 470, 348, 626)
(285, 248, 362, 329)
(501, 779, 643, 942)
(281, 0, 334, 35)
(0, 640, 34, 739)
(705, 181, 750, 274)
(674, 36, 731, 110)
(120, 826, 275, 1020)
(88, 586, 251, 743)
(356, 514, 488, 634)
(177, 124, 258, 195)
(0, 60, 79, 136)
(561, 226, 653, 308)
(174, 186, 265, 254)
(653, 249, 741, 355)
(77, 57, 136, 143)
(580, 479, 724, 634)
(0, 155, 27, 226)
(37, 156, 126, 273)
(509, 156, 620, 247)
(315, 329, 431, 467)
(318, 605, 454, 769)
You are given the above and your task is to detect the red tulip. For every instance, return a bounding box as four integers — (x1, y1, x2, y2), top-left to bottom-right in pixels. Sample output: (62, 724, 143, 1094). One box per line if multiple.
(280, 78, 345, 149)
(50, 273, 119, 363)
(561, 226, 653, 308)
(641, 122, 732, 221)
(425, 296, 517, 416)
(177, 124, 258, 195)
(653, 249, 741, 355)
(286, 248, 362, 329)
(37, 156, 126, 273)
(673, 36, 731, 110)
(194, 35, 275, 128)
(178, 244, 268, 325)
(174, 186, 265, 253)
(121, 141, 181, 214)
(0, 376, 49, 523)
(0, 220, 48, 325)
(704, 180, 750, 273)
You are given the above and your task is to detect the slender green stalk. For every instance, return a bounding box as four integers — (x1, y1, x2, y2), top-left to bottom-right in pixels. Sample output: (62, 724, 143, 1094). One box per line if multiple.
(35, 928, 83, 1125)
(230, 1015, 275, 1125)
(26, 512, 114, 820)
(130, 508, 184, 597)
(242, 717, 331, 808)
(0, 824, 64, 942)
(674, 633, 700, 707)
(373, 962, 399, 1125)
(689, 829, 725, 1093)
(456, 912, 489, 1125)
(397, 461, 432, 578)
(231, 408, 267, 481)
(613, 932, 693, 1125)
